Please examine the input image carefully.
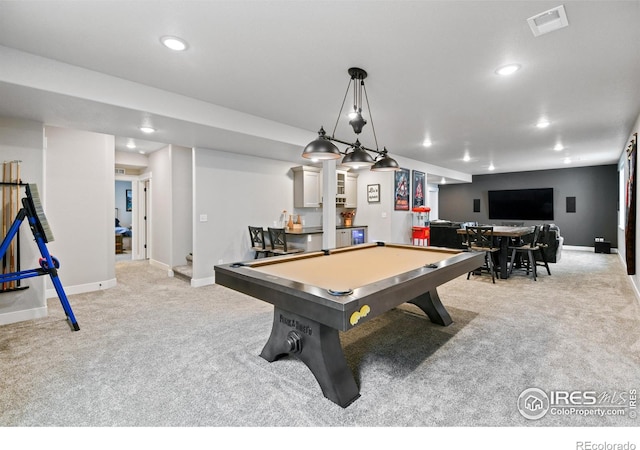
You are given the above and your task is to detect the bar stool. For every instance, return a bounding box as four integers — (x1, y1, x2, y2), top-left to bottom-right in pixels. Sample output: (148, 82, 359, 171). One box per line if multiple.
(268, 227, 304, 256)
(248, 226, 271, 258)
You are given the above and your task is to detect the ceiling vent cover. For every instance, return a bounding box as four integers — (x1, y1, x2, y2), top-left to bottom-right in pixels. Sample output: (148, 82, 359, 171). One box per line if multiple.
(115, 168, 126, 175)
(527, 5, 569, 37)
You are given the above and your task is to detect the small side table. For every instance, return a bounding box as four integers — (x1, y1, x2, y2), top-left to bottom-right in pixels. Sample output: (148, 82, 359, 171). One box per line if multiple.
(594, 241, 611, 254)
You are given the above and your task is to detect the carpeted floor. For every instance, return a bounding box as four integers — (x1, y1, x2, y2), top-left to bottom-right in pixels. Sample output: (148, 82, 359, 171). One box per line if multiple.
(1, 249, 639, 428)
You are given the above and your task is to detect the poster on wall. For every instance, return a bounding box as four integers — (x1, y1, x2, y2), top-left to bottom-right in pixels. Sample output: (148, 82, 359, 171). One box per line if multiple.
(394, 168, 410, 211)
(412, 170, 425, 208)
(625, 133, 637, 275)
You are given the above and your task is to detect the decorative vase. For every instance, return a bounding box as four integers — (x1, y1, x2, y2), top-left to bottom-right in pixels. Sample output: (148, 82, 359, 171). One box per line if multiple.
(344, 218, 352, 227)
(287, 215, 294, 229)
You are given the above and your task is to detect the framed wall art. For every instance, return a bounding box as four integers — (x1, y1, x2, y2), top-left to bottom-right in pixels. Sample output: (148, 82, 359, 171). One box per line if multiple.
(412, 170, 425, 208)
(126, 189, 132, 212)
(367, 184, 380, 203)
(394, 168, 410, 211)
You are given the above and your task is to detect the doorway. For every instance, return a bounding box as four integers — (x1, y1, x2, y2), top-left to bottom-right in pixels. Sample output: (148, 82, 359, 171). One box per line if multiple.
(114, 174, 151, 261)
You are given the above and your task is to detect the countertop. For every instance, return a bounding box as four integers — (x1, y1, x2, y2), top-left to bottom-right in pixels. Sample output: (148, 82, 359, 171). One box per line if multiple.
(285, 225, 367, 235)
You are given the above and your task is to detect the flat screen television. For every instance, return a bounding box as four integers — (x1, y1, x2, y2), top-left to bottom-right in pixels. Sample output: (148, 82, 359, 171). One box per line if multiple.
(488, 188, 554, 221)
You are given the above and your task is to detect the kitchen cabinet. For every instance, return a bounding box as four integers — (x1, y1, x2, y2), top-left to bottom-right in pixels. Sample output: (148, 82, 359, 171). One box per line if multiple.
(293, 166, 321, 208)
(345, 172, 358, 208)
(293, 165, 358, 208)
(336, 170, 347, 207)
(336, 229, 351, 248)
(336, 227, 368, 248)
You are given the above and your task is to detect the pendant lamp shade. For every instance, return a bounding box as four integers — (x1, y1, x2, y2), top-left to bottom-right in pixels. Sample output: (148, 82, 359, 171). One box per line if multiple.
(302, 127, 341, 160)
(342, 141, 374, 167)
(371, 148, 400, 172)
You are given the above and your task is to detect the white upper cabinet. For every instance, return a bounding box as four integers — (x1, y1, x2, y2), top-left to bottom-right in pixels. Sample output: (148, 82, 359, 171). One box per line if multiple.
(293, 166, 358, 208)
(293, 166, 321, 208)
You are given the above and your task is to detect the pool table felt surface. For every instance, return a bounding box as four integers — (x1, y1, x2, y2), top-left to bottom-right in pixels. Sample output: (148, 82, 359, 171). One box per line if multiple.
(248, 243, 464, 293)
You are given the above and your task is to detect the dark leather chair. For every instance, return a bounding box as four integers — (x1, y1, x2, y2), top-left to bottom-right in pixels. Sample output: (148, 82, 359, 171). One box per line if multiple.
(465, 226, 499, 283)
(248, 226, 271, 258)
(429, 222, 466, 249)
(268, 227, 304, 256)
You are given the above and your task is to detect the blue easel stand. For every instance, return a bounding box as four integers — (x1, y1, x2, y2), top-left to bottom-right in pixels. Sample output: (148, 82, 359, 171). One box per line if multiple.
(0, 183, 79, 331)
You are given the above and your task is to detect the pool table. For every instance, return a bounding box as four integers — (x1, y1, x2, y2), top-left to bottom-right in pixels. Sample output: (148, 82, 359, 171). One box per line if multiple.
(214, 242, 484, 407)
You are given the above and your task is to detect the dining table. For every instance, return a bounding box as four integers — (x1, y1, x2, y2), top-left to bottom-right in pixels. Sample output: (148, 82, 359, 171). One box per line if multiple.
(457, 225, 535, 279)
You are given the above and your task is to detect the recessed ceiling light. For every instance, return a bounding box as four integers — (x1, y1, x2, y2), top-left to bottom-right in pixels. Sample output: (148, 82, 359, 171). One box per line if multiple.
(554, 143, 564, 151)
(564, 157, 571, 164)
(422, 139, 432, 148)
(488, 163, 495, 171)
(138, 150, 146, 155)
(441, 177, 446, 184)
(139, 126, 155, 134)
(536, 119, 550, 129)
(160, 36, 188, 51)
(463, 154, 470, 162)
(495, 64, 521, 76)
(126, 141, 136, 149)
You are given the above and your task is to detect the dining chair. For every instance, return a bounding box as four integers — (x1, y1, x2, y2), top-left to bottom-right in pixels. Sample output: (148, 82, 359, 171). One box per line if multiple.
(508, 225, 549, 280)
(248, 226, 271, 259)
(268, 227, 304, 256)
(465, 226, 499, 283)
(534, 224, 552, 276)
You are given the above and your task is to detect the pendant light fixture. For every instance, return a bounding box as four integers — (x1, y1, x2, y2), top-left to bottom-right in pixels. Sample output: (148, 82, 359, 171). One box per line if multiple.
(301, 68, 400, 171)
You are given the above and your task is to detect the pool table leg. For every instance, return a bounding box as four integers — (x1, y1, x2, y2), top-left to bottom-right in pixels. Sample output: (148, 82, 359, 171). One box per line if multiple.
(407, 288, 453, 326)
(260, 307, 360, 408)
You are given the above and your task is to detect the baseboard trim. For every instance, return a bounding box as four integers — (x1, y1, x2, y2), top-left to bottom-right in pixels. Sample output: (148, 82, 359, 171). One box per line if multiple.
(149, 259, 171, 274)
(191, 276, 214, 288)
(617, 251, 640, 305)
(563, 245, 618, 253)
(46, 277, 117, 298)
(0, 305, 48, 326)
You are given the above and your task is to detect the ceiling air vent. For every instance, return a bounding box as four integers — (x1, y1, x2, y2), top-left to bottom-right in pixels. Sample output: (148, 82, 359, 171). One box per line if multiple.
(527, 5, 569, 37)
(115, 168, 125, 175)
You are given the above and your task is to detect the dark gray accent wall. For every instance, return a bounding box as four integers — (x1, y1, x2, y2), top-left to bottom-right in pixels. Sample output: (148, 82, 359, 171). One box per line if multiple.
(438, 165, 618, 247)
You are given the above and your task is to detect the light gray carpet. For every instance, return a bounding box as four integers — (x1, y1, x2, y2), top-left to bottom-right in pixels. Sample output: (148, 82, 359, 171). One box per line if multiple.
(1, 250, 639, 427)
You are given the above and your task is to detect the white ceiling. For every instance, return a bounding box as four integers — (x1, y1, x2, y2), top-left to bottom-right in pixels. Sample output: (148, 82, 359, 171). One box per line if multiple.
(1, 1, 639, 183)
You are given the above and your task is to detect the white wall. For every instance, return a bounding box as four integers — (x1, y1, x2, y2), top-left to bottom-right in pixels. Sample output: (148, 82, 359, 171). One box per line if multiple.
(115, 150, 149, 169)
(193, 148, 295, 285)
(146, 144, 193, 272)
(0, 117, 46, 325)
(354, 169, 394, 243)
(44, 126, 116, 296)
(148, 145, 171, 269)
(171, 145, 192, 268)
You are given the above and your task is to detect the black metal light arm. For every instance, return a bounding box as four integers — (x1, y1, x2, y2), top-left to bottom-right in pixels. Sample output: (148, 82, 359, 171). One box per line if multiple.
(325, 134, 385, 157)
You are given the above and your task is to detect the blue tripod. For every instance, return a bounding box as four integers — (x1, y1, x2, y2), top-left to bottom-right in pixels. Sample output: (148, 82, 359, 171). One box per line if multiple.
(0, 183, 79, 331)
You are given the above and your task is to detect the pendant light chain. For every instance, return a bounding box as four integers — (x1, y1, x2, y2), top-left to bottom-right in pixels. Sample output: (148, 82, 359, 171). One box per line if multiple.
(362, 82, 379, 151)
(332, 78, 353, 138)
